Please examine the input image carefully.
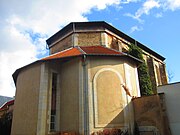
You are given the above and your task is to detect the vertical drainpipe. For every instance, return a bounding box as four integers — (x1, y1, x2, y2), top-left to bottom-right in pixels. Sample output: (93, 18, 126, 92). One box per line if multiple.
(82, 55, 89, 135)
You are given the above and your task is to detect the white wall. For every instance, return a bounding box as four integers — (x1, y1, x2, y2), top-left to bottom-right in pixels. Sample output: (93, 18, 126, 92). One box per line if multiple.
(158, 82, 180, 135)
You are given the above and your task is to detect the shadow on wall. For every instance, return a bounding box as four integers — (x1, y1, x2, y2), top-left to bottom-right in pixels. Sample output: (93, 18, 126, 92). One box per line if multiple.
(132, 95, 171, 135)
(104, 101, 134, 135)
(92, 100, 135, 135)
(92, 95, 171, 135)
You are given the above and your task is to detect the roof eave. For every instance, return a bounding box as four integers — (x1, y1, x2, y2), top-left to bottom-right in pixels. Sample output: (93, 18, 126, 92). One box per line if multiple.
(85, 53, 143, 65)
(12, 60, 42, 86)
(12, 55, 83, 86)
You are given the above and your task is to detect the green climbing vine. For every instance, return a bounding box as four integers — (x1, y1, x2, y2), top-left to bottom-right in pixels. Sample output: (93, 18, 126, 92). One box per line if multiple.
(128, 43, 153, 95)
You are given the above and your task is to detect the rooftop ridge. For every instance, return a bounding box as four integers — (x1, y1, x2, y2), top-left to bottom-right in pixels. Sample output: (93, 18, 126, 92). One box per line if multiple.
(76, 46, 86, 55)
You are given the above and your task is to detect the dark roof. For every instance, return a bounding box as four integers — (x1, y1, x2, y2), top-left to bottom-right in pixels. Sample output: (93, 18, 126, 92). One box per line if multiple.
(158, 82, 180, 87)
(46, 21, 165, 61)
(0, 99, 14, 110)
(0, 96, 14, 108)
(13, 46, 142, 85)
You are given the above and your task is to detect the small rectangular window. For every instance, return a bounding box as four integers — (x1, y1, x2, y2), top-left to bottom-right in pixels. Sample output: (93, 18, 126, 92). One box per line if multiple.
(50, 73, 57, 131)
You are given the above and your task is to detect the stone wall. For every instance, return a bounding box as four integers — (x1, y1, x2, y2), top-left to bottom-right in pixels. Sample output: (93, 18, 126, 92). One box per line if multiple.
(106, 33, 129, 52)
(50, 34, 73, 54)
(78, 32, 101, 46)
(147, 57, 157, 93)
(159, 63, 168, 84)
(132, 95, 171, 135)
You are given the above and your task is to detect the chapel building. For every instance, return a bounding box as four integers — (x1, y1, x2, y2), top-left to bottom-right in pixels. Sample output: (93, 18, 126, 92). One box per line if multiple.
(11, 21, 168, 135)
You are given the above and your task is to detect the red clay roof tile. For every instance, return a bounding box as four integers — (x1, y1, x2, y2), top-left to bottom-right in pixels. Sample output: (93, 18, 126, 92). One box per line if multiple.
(42, 46, 125, 61)
(42, 47, 82, 60)
(80, 46, 124, 55)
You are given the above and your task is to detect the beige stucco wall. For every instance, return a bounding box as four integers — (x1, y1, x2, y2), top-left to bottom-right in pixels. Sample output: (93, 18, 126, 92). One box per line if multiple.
(11, 55, 141, 135)
(58, 58, 81, 132)
(11, 58, 82, 135)
(87, 56, 140, 134)
(11, 63, 41, 135)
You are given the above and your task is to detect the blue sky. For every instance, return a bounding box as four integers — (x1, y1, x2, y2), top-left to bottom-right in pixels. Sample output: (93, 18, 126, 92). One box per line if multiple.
(87, 2, 180, 83)
(0, 0, 180, 97)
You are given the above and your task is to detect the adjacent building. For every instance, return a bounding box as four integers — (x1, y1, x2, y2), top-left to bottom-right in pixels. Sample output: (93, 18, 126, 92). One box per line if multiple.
(158, 82, 180, 135)
(0, 96, 14, 118)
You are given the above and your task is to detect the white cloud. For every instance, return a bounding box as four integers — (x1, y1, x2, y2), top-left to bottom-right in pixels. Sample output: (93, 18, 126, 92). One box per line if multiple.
(155, 12, 163, 18)
(0, 24, 37, 97)
(124, 13, 144, 23)
(140, 0, 160, 14)
(121, 0, 140, 4)
(1, 0, 180, 97)
(130, 25, 143, 33)
(124, 0, 180, 23)
(0, 0, 121, 97)
(163, 0, 180, 11)
(125, 0, 160, 22)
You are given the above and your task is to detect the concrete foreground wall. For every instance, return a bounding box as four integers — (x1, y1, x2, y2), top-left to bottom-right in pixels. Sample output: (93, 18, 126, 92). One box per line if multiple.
(158, 82, 180, 135)
(133, 95, 171, 135)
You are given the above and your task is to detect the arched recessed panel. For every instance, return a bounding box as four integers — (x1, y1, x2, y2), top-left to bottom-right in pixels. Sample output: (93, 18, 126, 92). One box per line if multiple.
(93, 68, 126, 128)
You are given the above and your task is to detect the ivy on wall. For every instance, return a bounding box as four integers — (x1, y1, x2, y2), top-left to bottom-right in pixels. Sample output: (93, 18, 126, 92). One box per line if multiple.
(128, 44, 153, 95)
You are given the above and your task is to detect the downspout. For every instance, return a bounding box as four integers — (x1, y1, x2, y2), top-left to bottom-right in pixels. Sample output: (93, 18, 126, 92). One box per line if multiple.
(82, 55, 89, 135)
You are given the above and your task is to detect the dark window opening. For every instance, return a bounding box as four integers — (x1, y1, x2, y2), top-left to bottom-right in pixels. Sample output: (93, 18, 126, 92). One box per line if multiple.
(50, 73, 57, 131)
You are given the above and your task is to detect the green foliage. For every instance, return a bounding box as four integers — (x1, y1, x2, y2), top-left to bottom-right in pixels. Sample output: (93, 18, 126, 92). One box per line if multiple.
(128, 44, 153, 95)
